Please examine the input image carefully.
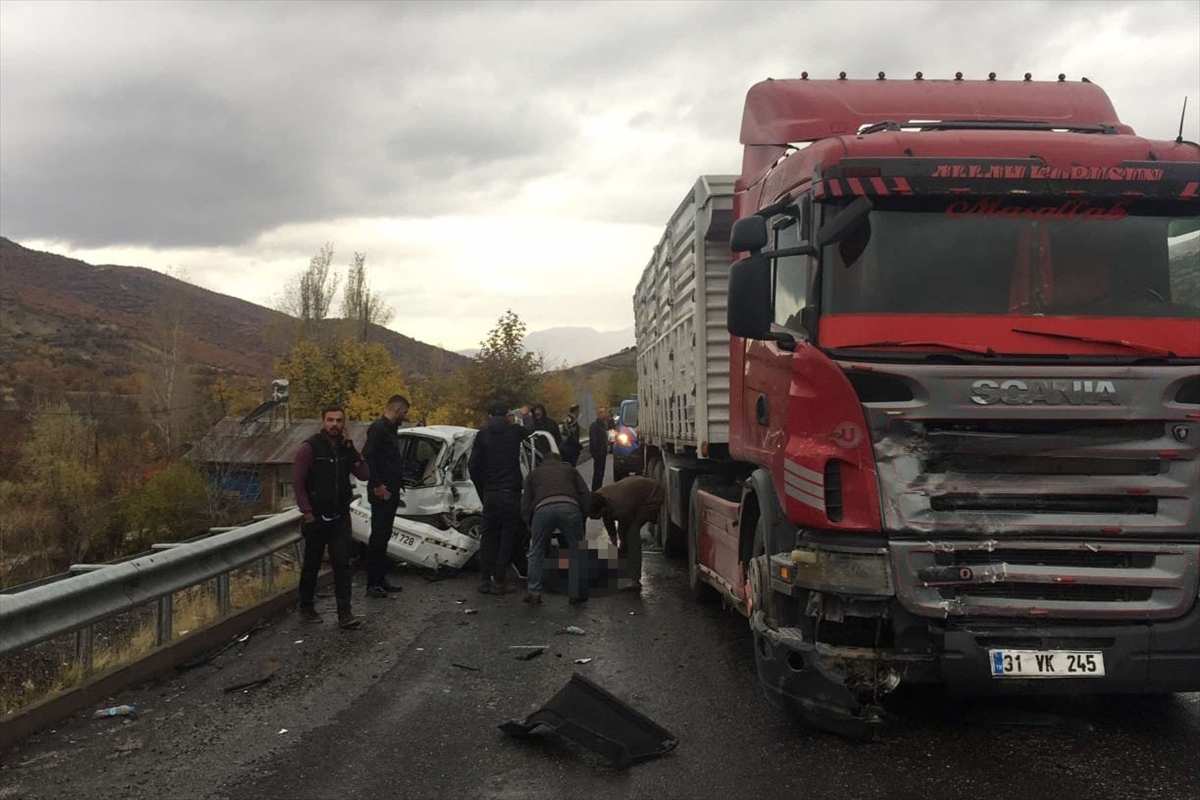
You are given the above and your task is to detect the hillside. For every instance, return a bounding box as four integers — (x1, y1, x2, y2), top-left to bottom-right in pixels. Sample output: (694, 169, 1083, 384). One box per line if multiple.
(0, 237, 470, 405)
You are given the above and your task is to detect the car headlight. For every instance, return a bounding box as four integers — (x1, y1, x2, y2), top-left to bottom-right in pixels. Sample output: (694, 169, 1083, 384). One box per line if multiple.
(616, 432, 630, 445)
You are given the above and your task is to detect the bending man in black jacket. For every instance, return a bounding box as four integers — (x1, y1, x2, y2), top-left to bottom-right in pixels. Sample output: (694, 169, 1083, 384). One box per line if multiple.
(361, 394, 409, 598)
(293, 405, 370, 629)
(468, 401, 527, 594)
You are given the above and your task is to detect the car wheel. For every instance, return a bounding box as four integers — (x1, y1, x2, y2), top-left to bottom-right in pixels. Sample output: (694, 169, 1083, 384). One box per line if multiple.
(461, 514, 483, 572)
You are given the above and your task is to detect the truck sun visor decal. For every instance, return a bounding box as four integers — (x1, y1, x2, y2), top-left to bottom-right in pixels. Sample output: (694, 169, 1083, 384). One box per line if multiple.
(945, 199, 1130, 219)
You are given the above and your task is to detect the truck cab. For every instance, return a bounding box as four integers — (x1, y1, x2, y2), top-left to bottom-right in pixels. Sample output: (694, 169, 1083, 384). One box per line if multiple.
(639, 76, 1200, 738)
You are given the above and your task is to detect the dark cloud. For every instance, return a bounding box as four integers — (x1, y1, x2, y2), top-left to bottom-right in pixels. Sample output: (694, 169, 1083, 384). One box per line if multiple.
(0, 0, 1195, 250)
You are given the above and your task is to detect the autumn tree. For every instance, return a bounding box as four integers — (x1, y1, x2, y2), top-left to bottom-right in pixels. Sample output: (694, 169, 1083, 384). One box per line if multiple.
(466, 310, 543, 411)
(277, 243, 341, 340)
(120, 462, 210, 551)
(341, 252, 395, 342)
(145, 267, 195, 455)
(277, 338, 413, 420)
(536, 372, 575, 421)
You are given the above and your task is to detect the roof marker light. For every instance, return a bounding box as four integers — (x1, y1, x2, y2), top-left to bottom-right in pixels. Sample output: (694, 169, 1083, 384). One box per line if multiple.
(914, 71, 923, 80)
(1081, 76, 1091, 83)
(801, 71, 809, 80)
(1024, 73, 1032, 81)
(988, 72, 997, 81)
(955, 72, 963, 81)
(839, 71, 847, 80)
(1058, 73, 1066, 82)
(878, 71, 886, 80)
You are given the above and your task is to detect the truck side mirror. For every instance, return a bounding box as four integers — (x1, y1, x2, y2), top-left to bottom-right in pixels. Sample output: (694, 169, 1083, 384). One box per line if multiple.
(730, 215, 768, 253)
(816, 196, 873, 246)
(727, 253, 773, 339)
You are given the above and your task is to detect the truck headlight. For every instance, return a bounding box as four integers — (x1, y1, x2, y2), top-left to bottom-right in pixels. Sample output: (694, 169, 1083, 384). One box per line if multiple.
(771, 548, 894, 596)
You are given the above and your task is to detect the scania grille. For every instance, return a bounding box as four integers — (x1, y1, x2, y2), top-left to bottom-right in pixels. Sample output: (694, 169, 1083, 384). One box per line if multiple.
(872, 417, 1197, 537)
(891, 540, 1200, 621)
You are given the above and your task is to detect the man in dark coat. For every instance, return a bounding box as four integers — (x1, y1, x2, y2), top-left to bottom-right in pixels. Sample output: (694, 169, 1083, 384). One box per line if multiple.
(530, 403, 561, 456)
(520, 451, 591, 605)
(293, 405, 370, 628)
(468, 401, 526, 594)
(587, 406, 610, 492)
(361, 394, 409, 598)
(587, 475, 664, 590)
(559, 404, 582, 466)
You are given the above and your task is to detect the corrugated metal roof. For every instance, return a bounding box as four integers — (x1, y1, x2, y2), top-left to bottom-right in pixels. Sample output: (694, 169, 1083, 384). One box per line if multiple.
(189, 417, 374, 466)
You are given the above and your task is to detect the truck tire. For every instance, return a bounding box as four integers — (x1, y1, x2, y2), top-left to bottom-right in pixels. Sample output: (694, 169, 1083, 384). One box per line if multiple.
(687, 480, 719, 602)
(652, 459, 685, 558)
(745, 514, 775, 628)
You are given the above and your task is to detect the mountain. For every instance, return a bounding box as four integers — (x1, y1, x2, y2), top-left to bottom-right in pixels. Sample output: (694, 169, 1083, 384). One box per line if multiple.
(522, 326, 635, 368)
(0, 237, 470, 405)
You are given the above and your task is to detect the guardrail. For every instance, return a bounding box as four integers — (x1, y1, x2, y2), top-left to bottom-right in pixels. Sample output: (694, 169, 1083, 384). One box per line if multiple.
(0, 509, 303, 673)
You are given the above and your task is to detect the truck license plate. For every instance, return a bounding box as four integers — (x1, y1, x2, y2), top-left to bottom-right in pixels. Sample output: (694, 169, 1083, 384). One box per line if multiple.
(989, 649, 1105, 678)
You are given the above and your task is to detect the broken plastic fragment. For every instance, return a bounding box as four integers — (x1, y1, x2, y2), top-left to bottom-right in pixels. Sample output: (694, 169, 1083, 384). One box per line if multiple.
(564, 626, 585, 636)
(464, 608, 478, 615)
(237, 634, 250, 642)
(293, 640, 304, 645)
(277, 728, 288, 735)
(573, 658, 593, 664)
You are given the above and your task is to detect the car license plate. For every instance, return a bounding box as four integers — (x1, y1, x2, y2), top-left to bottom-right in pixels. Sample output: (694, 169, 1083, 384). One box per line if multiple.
(392, 532, 417, 549)
(989, 649, 1105, 678)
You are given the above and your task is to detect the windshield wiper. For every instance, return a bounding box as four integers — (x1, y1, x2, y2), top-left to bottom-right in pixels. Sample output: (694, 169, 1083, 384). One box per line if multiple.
(829, 340, 997, 357)
(1011, 327, 1178, 358)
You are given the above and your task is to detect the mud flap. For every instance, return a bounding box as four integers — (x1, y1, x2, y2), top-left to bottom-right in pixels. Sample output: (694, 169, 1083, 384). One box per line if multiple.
(499, 672, 678, 767)
(751, 611, 888, 741)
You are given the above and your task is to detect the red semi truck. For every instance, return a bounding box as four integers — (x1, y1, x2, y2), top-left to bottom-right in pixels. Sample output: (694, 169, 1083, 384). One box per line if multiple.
(634, 76, 1200, 737)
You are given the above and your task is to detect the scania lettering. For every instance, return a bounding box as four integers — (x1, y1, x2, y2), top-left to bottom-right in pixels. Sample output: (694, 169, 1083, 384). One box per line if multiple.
(968, 378, 1120, 405)
(632, 76, 1200, 738)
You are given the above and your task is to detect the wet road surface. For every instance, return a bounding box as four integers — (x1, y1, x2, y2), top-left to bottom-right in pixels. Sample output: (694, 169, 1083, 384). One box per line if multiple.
(2, 463, 1198, 800)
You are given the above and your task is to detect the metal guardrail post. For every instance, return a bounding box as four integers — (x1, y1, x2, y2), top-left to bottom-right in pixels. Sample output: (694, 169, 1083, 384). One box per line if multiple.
(215, 573, 230, 618)
(156, 594, 173, 646)
(261, 555, 274, 590)
(76, 626, 94, 676)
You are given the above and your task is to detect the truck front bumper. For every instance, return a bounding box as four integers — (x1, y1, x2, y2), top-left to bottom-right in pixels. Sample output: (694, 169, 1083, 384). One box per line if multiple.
(752, 599, 1200, 738)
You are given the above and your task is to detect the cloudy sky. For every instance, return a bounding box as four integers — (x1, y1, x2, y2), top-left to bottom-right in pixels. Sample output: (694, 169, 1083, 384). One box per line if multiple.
(2, 0, 1198, 351)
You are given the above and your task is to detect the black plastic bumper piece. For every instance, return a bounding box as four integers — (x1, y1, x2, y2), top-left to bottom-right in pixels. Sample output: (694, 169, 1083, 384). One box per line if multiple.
(499, 672, 678, 767)
(750, 612, 887, 741)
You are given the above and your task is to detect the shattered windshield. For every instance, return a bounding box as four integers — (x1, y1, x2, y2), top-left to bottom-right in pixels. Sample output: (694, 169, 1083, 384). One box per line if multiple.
(820, 198, 1200, 318)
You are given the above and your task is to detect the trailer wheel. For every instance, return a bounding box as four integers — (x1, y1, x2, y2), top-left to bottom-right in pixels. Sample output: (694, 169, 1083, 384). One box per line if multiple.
(651, 459, 684, 558)
(687, 480, 719, 602)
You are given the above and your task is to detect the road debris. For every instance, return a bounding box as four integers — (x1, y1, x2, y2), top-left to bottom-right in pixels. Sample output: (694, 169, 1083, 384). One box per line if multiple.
(559, 625, 586, 636)
(573, 658, 593, 664)
(223, 656, 280, 693)
(93, 705, 136, 719)
(278, 728, 288, 735)
(294, 640, 304, 645)
(515, 647, 546, 661)
(500, 673, 678, 767)
(451, 662, 480, 672)
(464, 608, 478, 615)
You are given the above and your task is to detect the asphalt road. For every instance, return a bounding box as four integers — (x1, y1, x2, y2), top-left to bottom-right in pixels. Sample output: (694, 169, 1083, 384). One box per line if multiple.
(2, 459, 1198, 800)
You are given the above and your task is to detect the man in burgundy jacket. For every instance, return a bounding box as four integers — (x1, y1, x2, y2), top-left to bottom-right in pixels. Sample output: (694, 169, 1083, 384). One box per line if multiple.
(293, 405, 370, 629)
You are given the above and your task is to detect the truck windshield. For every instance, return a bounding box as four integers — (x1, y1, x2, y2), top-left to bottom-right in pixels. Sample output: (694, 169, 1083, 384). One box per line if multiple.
(819, 198, 1200, 318)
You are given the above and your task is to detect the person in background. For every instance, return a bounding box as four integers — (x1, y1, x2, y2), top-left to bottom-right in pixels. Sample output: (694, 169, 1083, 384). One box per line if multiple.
(587, 475, 664, 591)
(361, 394, 409, 599)
(559, 404, 582, 466)
(293, 405, 369, 628)
(530, 403, 562, 452)
(468, 400, 526, 594)
(520, 451, 591, 605)
(587, 406, 610, 492)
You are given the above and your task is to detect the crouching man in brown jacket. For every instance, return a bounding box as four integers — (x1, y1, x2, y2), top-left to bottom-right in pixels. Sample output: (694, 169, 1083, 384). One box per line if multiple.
(520, 452, 591, 605)
(588, 475, 664, 590)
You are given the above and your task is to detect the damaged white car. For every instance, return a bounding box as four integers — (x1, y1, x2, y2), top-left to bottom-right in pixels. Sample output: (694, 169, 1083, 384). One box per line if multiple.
(349, 425, 558, 572)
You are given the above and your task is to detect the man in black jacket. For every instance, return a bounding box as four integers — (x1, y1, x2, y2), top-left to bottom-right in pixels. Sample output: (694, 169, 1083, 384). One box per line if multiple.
(293, 405, 370, 628)
(559, 404, 582, 466)
(468, 401, 526, 594)
(361, 394, 409, 598)
(587, 406, 610, 492)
